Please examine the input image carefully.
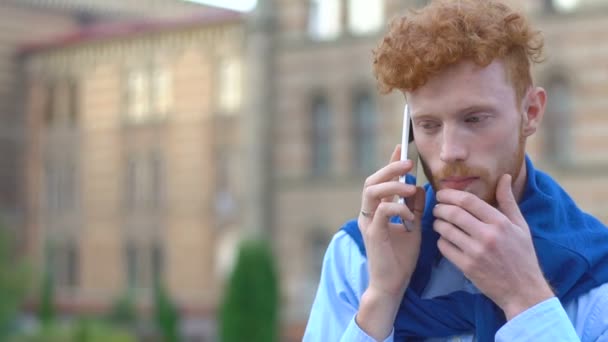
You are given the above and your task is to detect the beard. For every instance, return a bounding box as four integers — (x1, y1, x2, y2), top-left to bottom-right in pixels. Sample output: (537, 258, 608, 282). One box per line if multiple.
(419, 122, 526, 206)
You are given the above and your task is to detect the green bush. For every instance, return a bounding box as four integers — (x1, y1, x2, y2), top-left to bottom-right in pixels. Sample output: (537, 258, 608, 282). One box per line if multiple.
(7, 319, 137, 342)
(0, 224, 29, 337)
(219, 238, 280, 342)
(107, 290, 137, 327)
(38, 271, 54, 326)
(154, 281, 180, 342)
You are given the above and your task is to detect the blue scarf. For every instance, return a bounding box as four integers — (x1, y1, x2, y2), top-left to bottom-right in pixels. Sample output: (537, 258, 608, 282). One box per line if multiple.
(342, 156, 608, 341)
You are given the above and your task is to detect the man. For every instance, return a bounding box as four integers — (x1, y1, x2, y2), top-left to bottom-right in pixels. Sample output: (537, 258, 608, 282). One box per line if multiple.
(304, 0, 608, 341)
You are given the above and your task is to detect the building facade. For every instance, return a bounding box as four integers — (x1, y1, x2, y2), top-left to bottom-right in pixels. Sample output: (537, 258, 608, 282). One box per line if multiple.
(1, 0, 210, 250)
(20, 8, 244, 339)
(0, 0, 80, 249)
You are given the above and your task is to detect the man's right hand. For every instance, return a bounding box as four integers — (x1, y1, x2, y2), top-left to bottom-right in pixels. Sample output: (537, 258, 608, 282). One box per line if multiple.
(355, 144, 426, 340)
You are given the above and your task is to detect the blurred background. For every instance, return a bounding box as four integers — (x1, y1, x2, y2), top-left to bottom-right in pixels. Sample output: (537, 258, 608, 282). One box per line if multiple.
(0, 0, 607, 340)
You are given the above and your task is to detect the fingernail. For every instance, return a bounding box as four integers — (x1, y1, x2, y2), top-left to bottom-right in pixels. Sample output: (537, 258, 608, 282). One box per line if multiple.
(402, 218, 414, 232)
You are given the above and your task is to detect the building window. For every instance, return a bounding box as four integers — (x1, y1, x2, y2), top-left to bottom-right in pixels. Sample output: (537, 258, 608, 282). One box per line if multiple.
(47, 240, 79, 290)
(311, 95, 332, 176)
(45, 79, 79, 126)
(308, 0, 342, 40)
(214, 149, 238, 225)
(125, 66, 172, 123)
(218, 58, 242, 114)
(126, 242, 138, 289)
(544, 77, 573, 165)
(152, 67, 173, 116)
(125, 151, 164, 212)
(125, 241, 164, 290)
(352, 92, 377, 173)
(45, 159, 78, 213)
(310, 229, 329, 278)
(347, 0, 384, 35)
(545, 0, 580, 12)
(66, 242, 79, 288)
(151, 241, 164, 284)
(126, 70, 149, 122)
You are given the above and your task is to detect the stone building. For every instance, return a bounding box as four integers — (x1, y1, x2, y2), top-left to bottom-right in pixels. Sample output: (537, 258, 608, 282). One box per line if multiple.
(19, 5, 244, 339)
(0, 0, 80, 247)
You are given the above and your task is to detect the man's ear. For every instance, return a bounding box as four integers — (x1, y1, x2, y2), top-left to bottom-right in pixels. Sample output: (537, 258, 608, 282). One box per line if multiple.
(522, 86, 546, 137)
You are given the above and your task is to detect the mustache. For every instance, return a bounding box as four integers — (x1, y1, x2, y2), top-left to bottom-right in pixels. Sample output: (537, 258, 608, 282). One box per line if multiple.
(435, 162, 486, 180)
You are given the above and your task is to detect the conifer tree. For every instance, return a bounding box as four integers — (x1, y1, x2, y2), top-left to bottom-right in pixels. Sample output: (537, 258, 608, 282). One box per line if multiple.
(219, 239, 279, 342)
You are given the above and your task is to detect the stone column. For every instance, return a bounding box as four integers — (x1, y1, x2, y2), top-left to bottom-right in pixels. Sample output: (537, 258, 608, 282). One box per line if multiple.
(242, 0, 276, 237)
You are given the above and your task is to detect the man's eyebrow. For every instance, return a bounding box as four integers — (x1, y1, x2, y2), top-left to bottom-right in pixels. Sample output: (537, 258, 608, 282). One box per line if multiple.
(411, 104, 495, 120)
(457, 105, 495, 115)
(411, 113, 437, 121)
(410, 109, 437, 119)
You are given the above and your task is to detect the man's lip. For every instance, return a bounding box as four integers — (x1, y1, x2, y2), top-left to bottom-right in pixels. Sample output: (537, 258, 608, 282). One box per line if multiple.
(440, 177, 478, 190)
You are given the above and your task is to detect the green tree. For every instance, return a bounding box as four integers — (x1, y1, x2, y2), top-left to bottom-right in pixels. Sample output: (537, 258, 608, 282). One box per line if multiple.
(219, 238, 280, 342)
(153, 281, 180, 342)
(0, 224, 29, 337)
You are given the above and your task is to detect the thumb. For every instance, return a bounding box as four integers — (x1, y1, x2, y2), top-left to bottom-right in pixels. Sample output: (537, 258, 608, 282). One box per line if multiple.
(496, 174, 526, 228)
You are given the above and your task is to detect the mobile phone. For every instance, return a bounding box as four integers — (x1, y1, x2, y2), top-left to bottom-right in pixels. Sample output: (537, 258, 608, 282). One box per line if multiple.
(398, 104, 419, 206)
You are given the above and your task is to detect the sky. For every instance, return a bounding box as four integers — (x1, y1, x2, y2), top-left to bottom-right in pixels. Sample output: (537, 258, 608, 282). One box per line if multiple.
(181, 0, 258, 12)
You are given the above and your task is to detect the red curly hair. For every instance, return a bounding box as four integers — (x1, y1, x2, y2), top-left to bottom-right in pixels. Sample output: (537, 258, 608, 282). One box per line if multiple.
(373, 0, 544, 103)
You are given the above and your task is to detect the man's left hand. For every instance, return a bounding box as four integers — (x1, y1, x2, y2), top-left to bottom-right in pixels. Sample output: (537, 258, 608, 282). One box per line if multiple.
(433, 174, 554, 320)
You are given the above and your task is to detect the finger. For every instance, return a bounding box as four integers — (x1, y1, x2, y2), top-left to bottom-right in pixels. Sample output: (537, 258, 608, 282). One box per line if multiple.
(369, 202, 416, 236)
(436, 189, 501, 225)
(388, 145, 402, 185)
(433, 203, 484, 237)
(364, 160, 413, 189)
(496, 174, 527, 229)
(389, 144, 401, 164)
(365, 181, 418, 203)
(433, 218, 473, 253)
(437, 237, 467, 270)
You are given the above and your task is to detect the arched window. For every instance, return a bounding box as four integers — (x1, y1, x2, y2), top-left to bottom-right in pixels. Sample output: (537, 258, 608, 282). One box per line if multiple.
(352, 92, 377, 173)
(311, 95, 332, 176)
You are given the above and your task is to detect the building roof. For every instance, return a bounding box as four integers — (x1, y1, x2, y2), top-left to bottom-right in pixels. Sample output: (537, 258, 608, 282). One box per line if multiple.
(18, 7, 242, 55)
(9, 0, 212, 21)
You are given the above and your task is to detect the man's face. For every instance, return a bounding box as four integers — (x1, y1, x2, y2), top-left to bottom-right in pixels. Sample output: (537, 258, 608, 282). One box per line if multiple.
(407, 60, 527, 205)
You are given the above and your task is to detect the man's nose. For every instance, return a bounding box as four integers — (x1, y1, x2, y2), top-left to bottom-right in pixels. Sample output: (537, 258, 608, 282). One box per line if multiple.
(439, 126, 468, 163)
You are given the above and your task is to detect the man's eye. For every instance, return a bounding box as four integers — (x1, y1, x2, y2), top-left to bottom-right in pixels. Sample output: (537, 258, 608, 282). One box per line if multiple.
(465, 115, 487, 124)
(420, 122, 440, 130)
